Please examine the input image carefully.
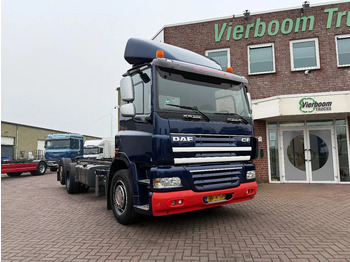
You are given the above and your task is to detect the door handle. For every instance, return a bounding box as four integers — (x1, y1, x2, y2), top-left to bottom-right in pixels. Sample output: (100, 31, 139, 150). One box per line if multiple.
(304, 149, 311, 161)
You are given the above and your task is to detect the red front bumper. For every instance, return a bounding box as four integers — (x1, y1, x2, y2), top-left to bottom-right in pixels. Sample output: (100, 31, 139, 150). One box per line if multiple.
(151, 182, 257, 216)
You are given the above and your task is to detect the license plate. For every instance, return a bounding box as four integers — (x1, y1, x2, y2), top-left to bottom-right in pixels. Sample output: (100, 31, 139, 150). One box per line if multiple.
(207, 194, 226, 203)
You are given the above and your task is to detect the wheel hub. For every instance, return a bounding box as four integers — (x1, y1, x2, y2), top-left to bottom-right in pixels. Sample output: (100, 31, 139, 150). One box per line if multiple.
(114, 183, 126, 212)
(39, 164, 45, 173)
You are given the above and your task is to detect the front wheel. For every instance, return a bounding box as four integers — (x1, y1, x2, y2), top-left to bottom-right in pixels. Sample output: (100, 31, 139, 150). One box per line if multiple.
(110, 169, 138, 225)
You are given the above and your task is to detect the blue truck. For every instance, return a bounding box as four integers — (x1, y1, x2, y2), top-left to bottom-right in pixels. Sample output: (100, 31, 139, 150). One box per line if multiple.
(57, 38, 258, 225)
(45, 133, 84, 171)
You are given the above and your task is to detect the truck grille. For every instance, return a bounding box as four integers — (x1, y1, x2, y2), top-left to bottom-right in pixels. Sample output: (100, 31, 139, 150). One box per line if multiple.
(171, 133, 252, 165)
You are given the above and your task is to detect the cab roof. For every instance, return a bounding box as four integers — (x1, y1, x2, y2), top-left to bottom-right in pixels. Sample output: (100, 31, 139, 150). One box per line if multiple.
(124, 38, 222, 71)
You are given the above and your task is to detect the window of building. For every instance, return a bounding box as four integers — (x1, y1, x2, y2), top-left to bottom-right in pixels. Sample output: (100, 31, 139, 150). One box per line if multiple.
(290, 38, 320, 71)
(205, 48, 230, 70)
(248, 43, 275, 75)
(336, 34, 350, 67)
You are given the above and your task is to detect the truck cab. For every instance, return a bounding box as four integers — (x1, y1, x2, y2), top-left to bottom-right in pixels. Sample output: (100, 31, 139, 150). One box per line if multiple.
(45, 133, 84, 169)
(107, 38, 258, 224)
(83, 139, 114, 159)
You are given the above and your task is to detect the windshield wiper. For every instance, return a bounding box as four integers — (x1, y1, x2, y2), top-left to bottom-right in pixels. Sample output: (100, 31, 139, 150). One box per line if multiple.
(214, 112, 249, 124)
(166, 104, 211, 121)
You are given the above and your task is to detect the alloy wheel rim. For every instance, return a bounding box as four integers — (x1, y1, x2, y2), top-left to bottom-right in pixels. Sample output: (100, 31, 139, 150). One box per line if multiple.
(114, 181, 126, 214)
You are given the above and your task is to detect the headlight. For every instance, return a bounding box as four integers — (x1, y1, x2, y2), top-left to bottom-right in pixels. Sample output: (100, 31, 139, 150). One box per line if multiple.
(153, 177, 182, 188)
(246, 170, 256, 180)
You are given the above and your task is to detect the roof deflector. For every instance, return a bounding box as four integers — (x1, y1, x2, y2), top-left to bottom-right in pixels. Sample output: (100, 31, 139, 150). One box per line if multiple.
(124, 38, 222, 70)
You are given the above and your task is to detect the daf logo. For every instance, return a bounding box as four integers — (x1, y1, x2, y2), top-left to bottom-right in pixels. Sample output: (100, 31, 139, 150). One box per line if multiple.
(241, 138, 250, 143)
(172, 136, 194, 142)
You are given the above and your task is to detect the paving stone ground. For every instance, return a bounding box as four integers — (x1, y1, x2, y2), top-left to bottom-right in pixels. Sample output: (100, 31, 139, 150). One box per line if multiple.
(2, 171, 350, 262)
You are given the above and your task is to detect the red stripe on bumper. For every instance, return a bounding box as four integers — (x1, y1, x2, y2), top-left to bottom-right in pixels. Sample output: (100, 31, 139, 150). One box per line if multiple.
(152, 182, 257, 216)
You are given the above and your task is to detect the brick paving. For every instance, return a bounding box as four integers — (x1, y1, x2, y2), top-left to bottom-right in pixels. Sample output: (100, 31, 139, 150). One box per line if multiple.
(2, 171, 350, 262)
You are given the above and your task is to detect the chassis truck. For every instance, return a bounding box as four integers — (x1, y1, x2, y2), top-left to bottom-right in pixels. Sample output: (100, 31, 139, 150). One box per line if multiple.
(57, 38, 258, 225)
(1, 160, 47, 177)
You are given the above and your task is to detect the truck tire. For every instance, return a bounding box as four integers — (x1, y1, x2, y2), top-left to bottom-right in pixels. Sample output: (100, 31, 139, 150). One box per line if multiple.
(60, 158, 72, 185)
(80, 185, 89, 193)
(57, 161, 62, 182)
(7, 172, 22, 177)
(110, 169, 138, 225)
(66, 163, 80, 194)
(31, 161, 47, 176)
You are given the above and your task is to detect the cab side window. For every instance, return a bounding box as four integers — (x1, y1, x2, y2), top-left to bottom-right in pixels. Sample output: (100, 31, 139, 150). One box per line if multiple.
(132, 68, 151, 115)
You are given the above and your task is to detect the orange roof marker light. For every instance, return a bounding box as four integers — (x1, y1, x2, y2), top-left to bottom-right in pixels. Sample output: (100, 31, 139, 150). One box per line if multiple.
(226, 67, 234, 73)
(156, 50, 164, 58)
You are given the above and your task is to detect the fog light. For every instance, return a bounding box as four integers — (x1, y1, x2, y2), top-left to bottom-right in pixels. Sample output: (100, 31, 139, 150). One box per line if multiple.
(178, 199, 183, 205)
(171, 200, 176, 206)
(154, 177, 182, 188)
(246, 170, 256, 180)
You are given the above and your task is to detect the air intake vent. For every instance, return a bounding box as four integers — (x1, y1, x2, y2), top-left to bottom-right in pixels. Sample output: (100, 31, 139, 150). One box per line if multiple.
(187, 166, 242, 192)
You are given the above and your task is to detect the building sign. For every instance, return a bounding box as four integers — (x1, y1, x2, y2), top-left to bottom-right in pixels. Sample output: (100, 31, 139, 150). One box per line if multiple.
(299, 97, 332, 113)
(215, 8, 350, 42)
(252, 92, 350, 120)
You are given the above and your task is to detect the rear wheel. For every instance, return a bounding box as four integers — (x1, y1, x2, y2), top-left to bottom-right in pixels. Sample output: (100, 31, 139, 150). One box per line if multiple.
(7, 172, 22, 177)
(80, 185, 89, 193)
(31, 161, 47, 176)
(59, 158, 71, 185)
(110, 169, 138, 225)
(66, 163, 80, 194)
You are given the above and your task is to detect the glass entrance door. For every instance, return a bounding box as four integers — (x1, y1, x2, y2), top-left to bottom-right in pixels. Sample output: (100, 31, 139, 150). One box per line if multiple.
(283, 130, 307, 182)
(308, 129, 335, 182)
(282, 128, 336, 183)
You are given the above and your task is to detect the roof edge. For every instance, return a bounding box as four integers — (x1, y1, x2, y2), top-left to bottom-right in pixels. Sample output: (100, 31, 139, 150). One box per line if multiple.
(152, 0, 347, 39)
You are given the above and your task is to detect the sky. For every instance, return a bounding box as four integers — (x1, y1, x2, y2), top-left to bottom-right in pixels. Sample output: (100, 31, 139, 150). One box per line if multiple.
(1, 0, 341, 138)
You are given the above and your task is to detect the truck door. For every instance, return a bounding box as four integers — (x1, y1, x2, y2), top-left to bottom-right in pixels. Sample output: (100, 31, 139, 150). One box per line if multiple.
(119, 68, 152, 163)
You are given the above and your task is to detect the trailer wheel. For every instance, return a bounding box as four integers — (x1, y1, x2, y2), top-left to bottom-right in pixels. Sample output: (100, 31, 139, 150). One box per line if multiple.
(7, 172, 22, 177)
(66, 163, 80, 194)
(59, 158, 71, 185)
(31, 161, 47, 176)
(110, 169, 138, 225)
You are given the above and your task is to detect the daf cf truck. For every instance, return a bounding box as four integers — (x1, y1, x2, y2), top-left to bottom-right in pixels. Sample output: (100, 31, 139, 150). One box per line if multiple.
(58, 38, 258, 225)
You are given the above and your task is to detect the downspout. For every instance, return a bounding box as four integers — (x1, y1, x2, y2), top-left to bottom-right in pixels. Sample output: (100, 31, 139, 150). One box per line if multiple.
(15, 125, 19, 160)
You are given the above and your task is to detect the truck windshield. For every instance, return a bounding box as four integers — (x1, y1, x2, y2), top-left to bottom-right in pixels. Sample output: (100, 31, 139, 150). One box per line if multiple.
(46, 139, 70, 149)
(84, 147, 99, 155)
(155, 66, 251, 122)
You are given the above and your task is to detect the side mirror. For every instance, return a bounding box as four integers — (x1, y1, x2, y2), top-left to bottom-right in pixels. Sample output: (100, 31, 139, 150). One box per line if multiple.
(120, 103, 136, 117)
(120, 76, 134, 102)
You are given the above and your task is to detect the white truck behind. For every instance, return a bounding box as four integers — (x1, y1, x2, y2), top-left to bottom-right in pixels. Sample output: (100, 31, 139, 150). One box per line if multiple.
(83, 140, 114, 159)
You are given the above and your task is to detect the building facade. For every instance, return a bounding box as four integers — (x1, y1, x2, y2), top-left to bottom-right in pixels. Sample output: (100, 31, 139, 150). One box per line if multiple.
(1, 121, 101, 160)
(154, 1, 350, 183)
